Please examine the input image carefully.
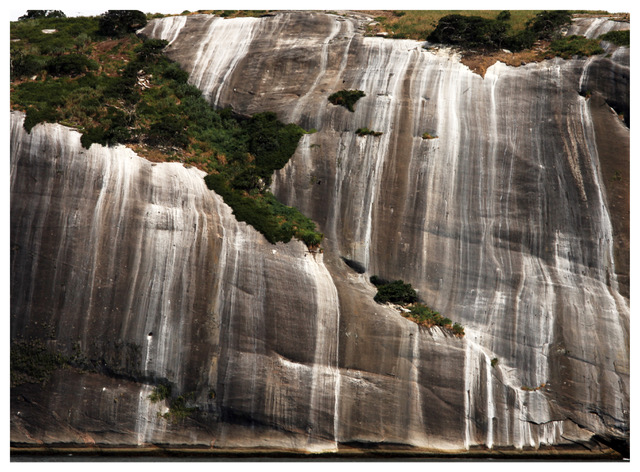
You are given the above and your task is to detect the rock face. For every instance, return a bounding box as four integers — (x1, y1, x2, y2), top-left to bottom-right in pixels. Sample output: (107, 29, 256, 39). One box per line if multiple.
(10, 12, 629, 455)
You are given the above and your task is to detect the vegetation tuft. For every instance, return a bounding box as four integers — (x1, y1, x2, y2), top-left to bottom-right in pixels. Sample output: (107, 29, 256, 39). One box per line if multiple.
(370, 275, 464, 336)
(10, 11, 323, 249)
(548, 35, 604, 59)
(328, 89, 366, 112)
(598, 29, 630, 47)
(161, 394, 197, 422)
(356, 127, 382, 137)
(10, 338, 68, 387)
(371, 277, 418, 304)
(149, 383, 172, 402)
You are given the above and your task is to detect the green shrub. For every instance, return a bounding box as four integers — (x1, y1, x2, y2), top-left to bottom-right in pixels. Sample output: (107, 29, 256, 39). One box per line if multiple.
(408, 303, 451, 326)
(149, 383, 171, 402)
(356, 127, 382, 137)
(373, 279, 418, 305)
(162, 394, 196, 422)
(134, 38, 168, 59)
(45, 53, 97, 76)
(98, 10, 147, 37)
(369, 276, 464, 335)
(10, 53, 47, 79)
(23, 106, 59, 132)
(549, 35, 604, 59)
(370, 275, 391, 286)
(146, 114, 189, 148)
(598, 29, 630, 47)
(205, 176, 323, 248)
(428, 9, 571, 52)
(11, 15, 101, 58)
(162, 62, 189, 83)
(19, 10, 66, 20)
(244, 112, 306, 181)
(427, 14, 509, 50)
(11, 338, 68, 387)
(328, 90, 366, 112)
(452, 322, 465, 336)
(422, 132, 437, 139)
(497, 10, 511, 22)
(503, 28, 537, 51)
(527, 10, 571, 40)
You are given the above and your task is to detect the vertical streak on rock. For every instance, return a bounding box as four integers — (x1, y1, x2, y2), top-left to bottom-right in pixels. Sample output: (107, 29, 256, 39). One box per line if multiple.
(186, 17, 261, 105)
(289, 19, 342, 123)
(10, 119, 57, 332)
(302, 253, 341, 450)
(486, 355, 494, 449)
(355, 39, 412, 269)
(408, 330, 428, 446)
(145, 14, 187, 45)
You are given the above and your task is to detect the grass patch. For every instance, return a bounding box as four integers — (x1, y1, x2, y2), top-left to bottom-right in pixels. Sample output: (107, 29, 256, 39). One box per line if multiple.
(11, 13, 323, 249)
(598, 29, 629, 47)
(548, 35, 604, 58)
(328, 89, 366, 112)
(422, 132, 438, 139)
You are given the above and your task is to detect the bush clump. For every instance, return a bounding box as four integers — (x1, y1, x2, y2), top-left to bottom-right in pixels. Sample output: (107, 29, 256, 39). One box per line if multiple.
(98, 10, 147, 37)
(149, 383, 172, 403)
(598, 29, 630, 47)
(161, 394, 197, 422)
(427, 14, 510, 50)
(408, 303, 452, 327)
(526, 10, 571, 40)
(10, 338, 68, 387)
(328, 89, 366, 112)
(371, 277, 418, 304)
(427, 10, 572, 52)
(356, 127, 382, 137)
(370, 275, 464, 336)
(19, 10, 66, 20)
(205, 174, 323, 248)
(45, 53, 98, 76)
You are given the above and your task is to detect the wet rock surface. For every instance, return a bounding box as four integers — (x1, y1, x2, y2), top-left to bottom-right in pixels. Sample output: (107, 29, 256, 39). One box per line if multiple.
(11, 12, 629, 456)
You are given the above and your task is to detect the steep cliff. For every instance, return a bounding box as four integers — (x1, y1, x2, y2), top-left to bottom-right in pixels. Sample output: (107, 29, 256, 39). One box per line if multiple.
(11, 11, 629, 456)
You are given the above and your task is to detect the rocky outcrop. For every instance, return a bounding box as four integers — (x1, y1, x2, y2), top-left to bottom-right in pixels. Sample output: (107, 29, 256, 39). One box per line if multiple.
(11, 12, 629, 456)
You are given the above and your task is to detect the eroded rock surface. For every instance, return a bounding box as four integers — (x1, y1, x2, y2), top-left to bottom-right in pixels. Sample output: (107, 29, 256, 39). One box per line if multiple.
(11, 12, 629, 455)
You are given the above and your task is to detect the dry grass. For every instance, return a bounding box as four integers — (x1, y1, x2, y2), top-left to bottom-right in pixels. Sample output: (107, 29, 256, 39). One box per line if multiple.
(458, 40, 552, 77)
(360, 10, 544, 40)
